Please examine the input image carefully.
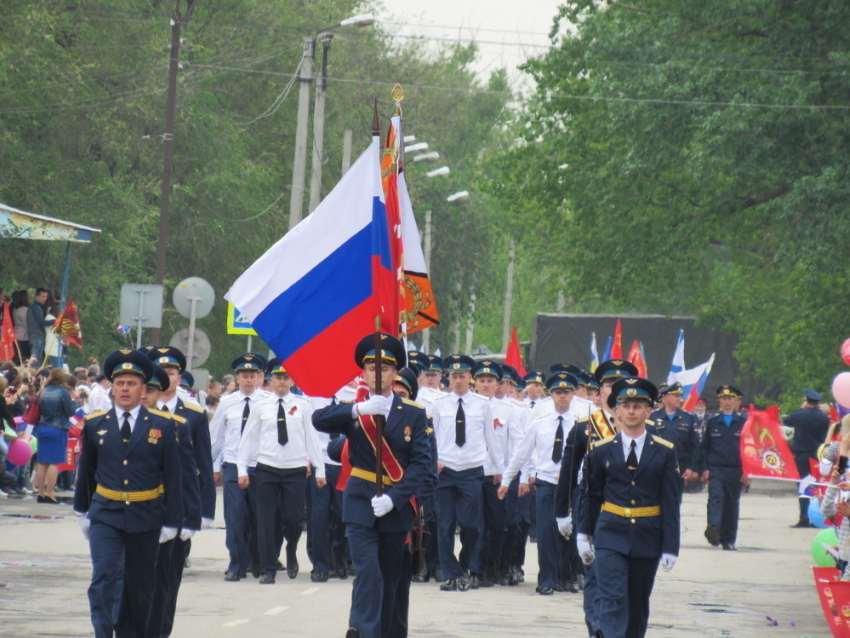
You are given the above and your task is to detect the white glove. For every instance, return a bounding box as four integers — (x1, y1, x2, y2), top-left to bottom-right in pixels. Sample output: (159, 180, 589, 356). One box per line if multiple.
(179, 528, 197, 541)
(371, 494, 394, 517)
(76, 513, 91, 540)
(556, 516, 573, 539)
(159, 526, 178, 543)
(358, 395, 389, 417)
(201, 517, 214, 531)
(661, 553, 677, 572)
(577, 534, 595, 565)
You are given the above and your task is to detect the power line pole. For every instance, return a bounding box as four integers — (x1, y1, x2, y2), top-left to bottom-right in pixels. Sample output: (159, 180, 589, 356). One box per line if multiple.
(308, 34, 332, 213)
(153, 0, 183, 344)
(289, 37, 314, 229)
(502, 239, 515, 351)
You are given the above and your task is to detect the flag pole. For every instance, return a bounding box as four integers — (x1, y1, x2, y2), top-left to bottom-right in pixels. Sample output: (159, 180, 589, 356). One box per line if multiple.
(373, 315, 384, 497)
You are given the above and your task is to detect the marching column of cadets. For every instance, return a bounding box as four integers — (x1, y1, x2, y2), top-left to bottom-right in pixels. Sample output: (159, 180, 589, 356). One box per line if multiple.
(69, 339, 754, 638)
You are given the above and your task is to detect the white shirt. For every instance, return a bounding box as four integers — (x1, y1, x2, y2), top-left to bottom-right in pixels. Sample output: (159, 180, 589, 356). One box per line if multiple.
(210, 389, 272, 471)
(116, 405, 142, 434)
(620, 430, 647, 464)
(417, 386, 447, 416)
(502, 410, 575, 487)
(158, 395, 179, 413)
(527, 395, 595, 424)
(484, 397, 525, 476)
(309, 396, 343, 466)
(432, 391, 502, 473)
(89, 383, 112, 413)
(236, 392, 323, 478)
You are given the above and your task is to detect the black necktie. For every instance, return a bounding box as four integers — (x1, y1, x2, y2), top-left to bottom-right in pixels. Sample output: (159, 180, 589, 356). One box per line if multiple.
(121, 412, 131, 443)
(530, 400, 536, 408)
(627, 440, 638, 473)
(161, 404, 169, 412)
(277, 399, 289, 446)
(552, 416, 564, 463)
(241, 397, 251, 434)
(455, 398, 466, 447)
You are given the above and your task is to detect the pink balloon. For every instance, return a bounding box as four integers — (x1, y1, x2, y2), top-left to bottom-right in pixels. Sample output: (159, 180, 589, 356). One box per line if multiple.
(833, 372, 850, 409)
(842, 338, 850, 366)
(7, 438, 34, 466)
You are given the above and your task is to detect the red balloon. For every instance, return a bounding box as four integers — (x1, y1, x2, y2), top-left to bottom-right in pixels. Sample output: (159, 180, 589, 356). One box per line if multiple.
(842, 338, 850, 366)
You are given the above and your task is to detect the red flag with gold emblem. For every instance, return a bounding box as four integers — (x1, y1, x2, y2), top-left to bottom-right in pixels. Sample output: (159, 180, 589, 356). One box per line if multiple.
(626, 339, 648, 378)
(610, 319, 623, 359)
(740, 405, 800, 480)
(0, 302, 17, 361)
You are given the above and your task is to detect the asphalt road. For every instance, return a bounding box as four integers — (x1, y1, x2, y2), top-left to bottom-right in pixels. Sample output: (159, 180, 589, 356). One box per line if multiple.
(0, 482, 830, 637)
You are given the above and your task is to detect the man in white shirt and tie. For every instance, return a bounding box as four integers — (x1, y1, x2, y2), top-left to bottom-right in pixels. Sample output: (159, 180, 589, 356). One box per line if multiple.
(499, 372, 577, 595)
(431, 354, 502, 592)
(237, 358, 323, 584)
(209, 353, 270, 581)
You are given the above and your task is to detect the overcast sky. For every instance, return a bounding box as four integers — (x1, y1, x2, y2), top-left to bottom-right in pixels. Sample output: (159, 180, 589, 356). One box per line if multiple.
(381, 0, 563, 90)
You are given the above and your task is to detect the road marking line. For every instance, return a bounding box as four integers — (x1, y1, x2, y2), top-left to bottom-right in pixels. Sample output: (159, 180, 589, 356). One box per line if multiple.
(265, 606, 290, 615)
(300, 587, 320, 595)
(223, 619, 250, 627)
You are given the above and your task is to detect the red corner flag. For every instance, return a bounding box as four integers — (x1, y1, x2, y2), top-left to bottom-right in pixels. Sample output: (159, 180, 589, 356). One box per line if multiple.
(740, 405, 800, 481)
(54, 298, 83, 350)
(0, 302, 17, 361)
(610, 319, 623, 359)
(504, 326, 527, 377)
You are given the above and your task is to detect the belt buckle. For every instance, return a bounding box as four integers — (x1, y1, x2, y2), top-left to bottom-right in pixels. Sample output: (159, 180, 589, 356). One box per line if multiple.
(121, 491, 129, 501)
(624, 507, 632, 517)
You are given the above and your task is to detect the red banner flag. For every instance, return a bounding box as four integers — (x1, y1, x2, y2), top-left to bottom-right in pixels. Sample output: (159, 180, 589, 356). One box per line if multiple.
(626, 339, 647, 378)
(504, 326, 527, 377)
(0, 302, 16, 361)
(610, 318, 623, 359)
(53, 298, 83, 350)
(740, 405, 800, 480)
(813, 567, 850, 638)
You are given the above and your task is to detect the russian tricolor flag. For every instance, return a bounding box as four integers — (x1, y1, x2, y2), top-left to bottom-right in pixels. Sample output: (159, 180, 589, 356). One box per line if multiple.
(225, 139, 393, 397)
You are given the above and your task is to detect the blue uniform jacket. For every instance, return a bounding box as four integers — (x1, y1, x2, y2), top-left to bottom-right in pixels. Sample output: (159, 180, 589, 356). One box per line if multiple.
(312, 394, 432, 534)
(700, 411, 747, 473)
(74, 407, 183, 533)
(587, 432, 680, 558)
(175, 399, 216, 522)
(168, 410, 201, 531)
(650, 408, 699, 473)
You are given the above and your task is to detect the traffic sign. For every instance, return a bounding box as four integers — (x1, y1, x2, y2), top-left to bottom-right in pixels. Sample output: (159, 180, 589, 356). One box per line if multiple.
(227, 302, 257, 336)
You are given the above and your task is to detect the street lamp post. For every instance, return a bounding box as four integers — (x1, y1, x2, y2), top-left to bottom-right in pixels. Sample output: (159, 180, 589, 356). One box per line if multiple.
(289, 14, 374, 228)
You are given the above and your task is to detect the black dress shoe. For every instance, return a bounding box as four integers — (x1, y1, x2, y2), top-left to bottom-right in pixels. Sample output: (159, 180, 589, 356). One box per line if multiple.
(538, 586, 554, 595)
(704, 525, 721, 547)
(458, 574, 472, 592)
(480, 575, 493, 588)
(259, 573, 275, 584)
(224, 571, 242, 582)
(469, 574, 480, 589)
(439, 579, 458, 591)
(311, 571, 329, 582)
(345, 628, 358, 638)
(287, 560, 299, 580)
(722, 543, 737, 551)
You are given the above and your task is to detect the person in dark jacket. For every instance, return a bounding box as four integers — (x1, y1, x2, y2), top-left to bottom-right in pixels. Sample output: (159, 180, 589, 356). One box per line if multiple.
(786, 388, 830, 527)
(35, 367, 75, 503)
(26, 288, 53, 362)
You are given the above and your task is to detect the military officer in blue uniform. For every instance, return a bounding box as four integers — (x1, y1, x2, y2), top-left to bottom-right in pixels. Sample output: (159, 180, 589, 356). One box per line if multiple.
(650, 382, 699, 501)
(555, 359, 637, 636)
(146, 346, 215, 637)
(580, 377, 680, 638)
(700, 385, 750, 550)
(312, 334, 431, 638)
(74, 349, 183, 638)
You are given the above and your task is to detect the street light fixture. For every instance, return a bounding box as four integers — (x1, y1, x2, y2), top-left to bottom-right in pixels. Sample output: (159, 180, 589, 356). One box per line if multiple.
(426, 166, 451, 178)
(290, 14, 376, 228)
(413, 151, 440, 162)
(447, 191, 469, 202)
(406, 142, 428, 153)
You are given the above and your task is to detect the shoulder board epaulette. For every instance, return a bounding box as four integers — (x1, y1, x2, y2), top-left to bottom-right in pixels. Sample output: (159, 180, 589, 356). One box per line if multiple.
(85, 410, 109, 420)
(182, 402, 205, 413)
(592, 435, 615, 449)
(402, 398, 425, 409)
(576, 415, 590, 424)
(652, 435, 674, 449)
(149, 409, 187, 424)
(341, 400, 355, 404)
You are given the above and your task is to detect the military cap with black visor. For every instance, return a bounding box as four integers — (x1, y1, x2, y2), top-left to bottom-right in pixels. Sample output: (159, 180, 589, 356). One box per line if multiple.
(473, 360, 502, 380)
(523, 370, 547, 386)
(594, 359, 638, 385)
(407, 350, 430, 372)
(146, 345, 187, 373)
(266, 357, 288, 376)
(232, 352, 268, 373)
(104, 348, 154, 383)
(606, 376, 659, 409)
(393, 367, 420, 400)
(546, 372, 577, 392)
(354, 333, 407, 370)
(147, 365, 171, 392)
(443, 354, 475, 375)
